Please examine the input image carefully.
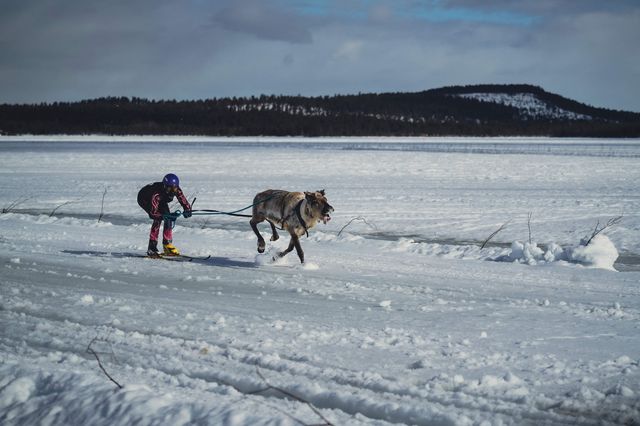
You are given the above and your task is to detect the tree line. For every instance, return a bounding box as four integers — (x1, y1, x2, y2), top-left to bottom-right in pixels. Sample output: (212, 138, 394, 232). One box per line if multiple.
(1, 85, 639, 137)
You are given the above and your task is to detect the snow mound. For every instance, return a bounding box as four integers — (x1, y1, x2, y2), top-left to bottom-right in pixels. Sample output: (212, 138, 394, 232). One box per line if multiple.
(570, 234, 619, 270)
(496, 234, 619, 270)
(0, 376, 36, 406)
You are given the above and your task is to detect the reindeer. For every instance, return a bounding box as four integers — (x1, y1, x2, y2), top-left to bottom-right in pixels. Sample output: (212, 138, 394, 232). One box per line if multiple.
(250, 190, 333, 263)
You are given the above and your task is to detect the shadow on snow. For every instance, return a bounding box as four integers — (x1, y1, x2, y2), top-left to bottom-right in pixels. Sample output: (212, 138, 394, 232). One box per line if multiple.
(61, 250, 257, 269)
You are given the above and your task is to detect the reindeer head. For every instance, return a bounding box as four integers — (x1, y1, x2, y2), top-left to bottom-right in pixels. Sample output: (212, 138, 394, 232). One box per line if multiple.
(305, 189, 334, 225)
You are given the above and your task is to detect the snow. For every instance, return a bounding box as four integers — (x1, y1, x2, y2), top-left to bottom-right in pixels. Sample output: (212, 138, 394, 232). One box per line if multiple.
(455, 93, 593, 120)
(569, 234, 621, 271)
(1, 137, 640, 425)
(495, 235, 619, 270)
(227, 102, 329, 117)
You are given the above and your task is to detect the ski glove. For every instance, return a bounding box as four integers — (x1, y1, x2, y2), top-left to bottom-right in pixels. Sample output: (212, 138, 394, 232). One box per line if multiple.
(183, 210, 192, 218)
(165, 212, 180, 222)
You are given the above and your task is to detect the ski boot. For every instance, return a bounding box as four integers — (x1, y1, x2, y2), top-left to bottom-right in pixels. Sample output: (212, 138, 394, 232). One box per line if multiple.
(163, 242, 180, 256)
(147, 240, 161, 258)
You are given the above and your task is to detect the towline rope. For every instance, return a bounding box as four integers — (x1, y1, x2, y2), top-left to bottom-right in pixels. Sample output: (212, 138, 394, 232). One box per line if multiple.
(162, 195, 276, 222)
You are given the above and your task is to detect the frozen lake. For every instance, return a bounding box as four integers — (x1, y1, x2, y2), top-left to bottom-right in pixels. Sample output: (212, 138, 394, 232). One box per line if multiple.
(1, 137, 640, 425)
(2, 137, 640, 267)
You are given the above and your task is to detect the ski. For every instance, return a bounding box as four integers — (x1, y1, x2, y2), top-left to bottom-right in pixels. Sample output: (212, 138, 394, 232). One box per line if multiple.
(172, 254, 211, 261)
(142, 253, 211, 262)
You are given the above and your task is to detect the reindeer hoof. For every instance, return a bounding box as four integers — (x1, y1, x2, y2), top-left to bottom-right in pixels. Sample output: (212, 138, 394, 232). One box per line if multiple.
(270, 235, 279, 242)
(258, 242, 265, 253)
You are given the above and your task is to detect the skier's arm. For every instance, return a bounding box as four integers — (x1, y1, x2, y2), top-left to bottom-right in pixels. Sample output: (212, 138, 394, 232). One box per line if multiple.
(176, 188, 192, 212)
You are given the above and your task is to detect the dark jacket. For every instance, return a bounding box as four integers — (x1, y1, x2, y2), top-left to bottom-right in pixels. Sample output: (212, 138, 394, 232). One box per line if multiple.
(137, 182, 191, 220)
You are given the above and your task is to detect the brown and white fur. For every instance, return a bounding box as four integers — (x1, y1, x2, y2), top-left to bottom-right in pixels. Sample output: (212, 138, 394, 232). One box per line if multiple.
(250, 189, 334, 263)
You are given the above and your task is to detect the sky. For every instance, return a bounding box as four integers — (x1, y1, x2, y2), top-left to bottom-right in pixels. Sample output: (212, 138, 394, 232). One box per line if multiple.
(1, 0, 639, 112)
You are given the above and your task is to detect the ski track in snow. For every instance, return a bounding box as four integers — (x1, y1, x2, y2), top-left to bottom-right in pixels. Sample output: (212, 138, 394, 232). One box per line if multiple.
(1, 138, 640, 425)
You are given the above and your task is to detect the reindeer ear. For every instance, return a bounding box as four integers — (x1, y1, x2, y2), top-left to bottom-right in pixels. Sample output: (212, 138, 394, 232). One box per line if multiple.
(318, 189, 326, 196)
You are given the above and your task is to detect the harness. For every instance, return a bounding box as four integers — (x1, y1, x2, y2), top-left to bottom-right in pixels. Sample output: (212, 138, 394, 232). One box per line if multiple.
(275, 198, 309, 237)
(294, 199, 309, 238)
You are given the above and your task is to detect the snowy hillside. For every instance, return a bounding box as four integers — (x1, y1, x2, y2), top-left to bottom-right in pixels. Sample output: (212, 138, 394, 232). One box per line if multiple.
(455, 93, 593, 121)
(1, 137, 639, 425)
(4, 85, 639, 136)
(219, 90, 596, 123)
(227, 102, 329, 117)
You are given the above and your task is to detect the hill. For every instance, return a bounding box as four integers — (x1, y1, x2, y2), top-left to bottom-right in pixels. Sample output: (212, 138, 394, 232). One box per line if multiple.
(1, 84, 639, 137)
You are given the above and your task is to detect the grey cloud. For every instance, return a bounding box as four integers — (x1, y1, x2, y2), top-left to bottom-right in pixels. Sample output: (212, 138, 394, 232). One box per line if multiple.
(0, 0, 234, 101)
(213, 0, 312, 44)
(0, 0, 638, 111)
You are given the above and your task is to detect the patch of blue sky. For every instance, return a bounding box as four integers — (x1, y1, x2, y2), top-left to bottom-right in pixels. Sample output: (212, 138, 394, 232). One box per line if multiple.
(406, 5, 537, 26)
(285, 0, 536, 26)
(288, 0, 368, 20)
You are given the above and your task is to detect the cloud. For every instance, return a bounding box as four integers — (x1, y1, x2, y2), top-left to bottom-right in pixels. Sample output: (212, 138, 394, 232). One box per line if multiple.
(213, 0, 312, 44)
(399, 3, 537, 26)
(333, 40, 365, 61)
(0, 0, 638, 111)
(368, 4, 394, 23)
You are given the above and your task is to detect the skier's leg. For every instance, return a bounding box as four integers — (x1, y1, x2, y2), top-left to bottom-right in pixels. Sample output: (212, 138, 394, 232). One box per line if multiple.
(148, 219, 161, 255)
(160, 203, 179, 255)
(162, 218, 173, 245)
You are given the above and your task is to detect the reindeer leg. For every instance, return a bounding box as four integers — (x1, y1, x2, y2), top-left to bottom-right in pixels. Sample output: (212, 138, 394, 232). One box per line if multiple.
(293, 235, 305, 264)
(268, 220, 280, 241)
(250, 217, 266, 253)
(275, 235, 296, 260)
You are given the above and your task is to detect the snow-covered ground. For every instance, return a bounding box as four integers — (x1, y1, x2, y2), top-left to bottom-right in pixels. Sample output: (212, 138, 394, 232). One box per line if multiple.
(1, 137, 639, 425)
(454, 93, 592, 121)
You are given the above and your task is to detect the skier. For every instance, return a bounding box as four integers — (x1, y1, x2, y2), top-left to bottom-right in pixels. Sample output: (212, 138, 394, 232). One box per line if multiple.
(137, 173, 192, 256)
